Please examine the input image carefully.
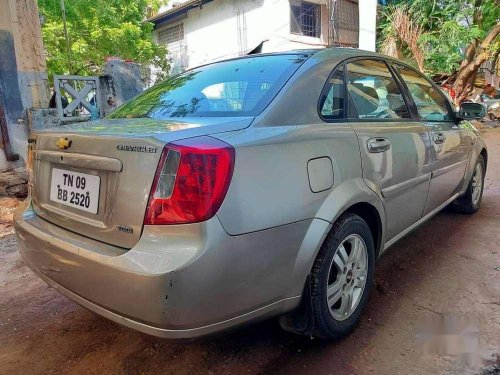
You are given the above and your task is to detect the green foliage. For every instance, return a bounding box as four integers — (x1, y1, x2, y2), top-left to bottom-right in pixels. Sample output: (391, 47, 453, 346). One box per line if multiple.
(419, 21, 483, 73)
(38, 0, 169, 84)
(378, 0, 500, 74)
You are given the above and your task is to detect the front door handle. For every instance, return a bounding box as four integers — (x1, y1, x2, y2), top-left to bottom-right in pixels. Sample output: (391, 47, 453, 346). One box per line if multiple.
(433, 132, 446, 144)
(367, 138, 391, 153)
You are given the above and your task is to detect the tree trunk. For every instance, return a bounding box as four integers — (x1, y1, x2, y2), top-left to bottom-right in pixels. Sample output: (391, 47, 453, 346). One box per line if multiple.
(453, 23, 500, 105)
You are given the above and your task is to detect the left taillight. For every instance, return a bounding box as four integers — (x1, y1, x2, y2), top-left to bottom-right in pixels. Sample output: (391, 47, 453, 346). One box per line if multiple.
(144, 136, 235, 225)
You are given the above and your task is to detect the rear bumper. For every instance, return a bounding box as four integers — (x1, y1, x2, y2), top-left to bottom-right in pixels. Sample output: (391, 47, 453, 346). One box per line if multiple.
(24, 262, 298, 339)
(14, 200, 309, 339)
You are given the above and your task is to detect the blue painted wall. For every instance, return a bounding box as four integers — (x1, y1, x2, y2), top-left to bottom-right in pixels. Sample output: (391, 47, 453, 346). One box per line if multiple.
(0, 30, 24, 125)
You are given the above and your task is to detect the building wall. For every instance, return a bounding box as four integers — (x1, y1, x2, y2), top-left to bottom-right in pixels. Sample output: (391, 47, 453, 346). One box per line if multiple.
(358, 0, 377, 52)
(0, 0, 49, 170)
(154, 0, 332, 72)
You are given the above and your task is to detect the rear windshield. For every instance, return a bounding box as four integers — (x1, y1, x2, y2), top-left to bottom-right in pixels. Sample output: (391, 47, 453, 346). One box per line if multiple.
(108, 54, 308, 119)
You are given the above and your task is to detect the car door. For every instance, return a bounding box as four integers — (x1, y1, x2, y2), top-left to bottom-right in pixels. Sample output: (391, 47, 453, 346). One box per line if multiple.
(345, 59, 433, 241)
(392, 64, 473, 215)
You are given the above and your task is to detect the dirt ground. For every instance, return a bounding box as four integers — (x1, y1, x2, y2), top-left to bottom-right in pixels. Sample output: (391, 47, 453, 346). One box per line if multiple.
(1, 127, 500, 375)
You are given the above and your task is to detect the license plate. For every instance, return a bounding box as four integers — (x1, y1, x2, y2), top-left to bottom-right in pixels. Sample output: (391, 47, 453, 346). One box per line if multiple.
(49, 168, 100, 214)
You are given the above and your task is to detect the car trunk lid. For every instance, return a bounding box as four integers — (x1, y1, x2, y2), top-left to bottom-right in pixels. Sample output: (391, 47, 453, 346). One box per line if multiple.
(30, 117, 251, 248)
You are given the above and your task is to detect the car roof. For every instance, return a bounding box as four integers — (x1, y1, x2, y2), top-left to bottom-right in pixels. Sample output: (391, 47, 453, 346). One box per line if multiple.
(170, 48, 402, 80)
(249, 47, 380, 58)
(311, 47, 385, 60)
(250, 47, 395, 66)
(196, 48, 385, 68)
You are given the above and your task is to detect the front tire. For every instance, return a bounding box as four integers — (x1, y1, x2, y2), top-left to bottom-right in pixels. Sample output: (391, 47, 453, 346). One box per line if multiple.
(453, 155, 485, 214)
(309, 213, 375, 340)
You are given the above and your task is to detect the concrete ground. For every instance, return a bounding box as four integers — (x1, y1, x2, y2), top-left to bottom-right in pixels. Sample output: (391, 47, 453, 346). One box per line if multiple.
(1, 127, 499, 375)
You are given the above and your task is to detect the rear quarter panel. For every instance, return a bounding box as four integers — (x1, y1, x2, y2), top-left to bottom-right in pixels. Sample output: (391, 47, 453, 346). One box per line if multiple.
(215, 52, 385, 238)
(215, 123, 364, 235)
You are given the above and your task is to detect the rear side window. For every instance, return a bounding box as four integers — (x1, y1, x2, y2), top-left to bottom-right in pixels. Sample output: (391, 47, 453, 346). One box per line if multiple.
(108, 54, 307, 119)
(346, 59, 411, 120)
(319, 66, 345, 120)
(394, 64, 453, 122)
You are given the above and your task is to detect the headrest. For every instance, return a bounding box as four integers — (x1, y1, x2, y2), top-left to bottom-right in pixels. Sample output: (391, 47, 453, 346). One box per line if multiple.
(350, 83, 379, 115)
(386, 81, 402, 95)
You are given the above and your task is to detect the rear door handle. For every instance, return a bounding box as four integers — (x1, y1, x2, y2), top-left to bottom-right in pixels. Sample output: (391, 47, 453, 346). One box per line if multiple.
(433, 132, 446, 144)
(367, 138, 391, 153)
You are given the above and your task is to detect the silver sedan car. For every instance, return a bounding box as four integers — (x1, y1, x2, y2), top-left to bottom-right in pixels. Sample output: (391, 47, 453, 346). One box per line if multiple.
(15, 48, 487, 340)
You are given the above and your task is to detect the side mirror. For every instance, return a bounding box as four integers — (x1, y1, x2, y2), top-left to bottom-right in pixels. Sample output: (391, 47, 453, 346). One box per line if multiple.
(458, 102, 487, 120)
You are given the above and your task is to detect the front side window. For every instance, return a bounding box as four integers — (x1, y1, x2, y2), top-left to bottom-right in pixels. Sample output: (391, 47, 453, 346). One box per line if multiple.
(290, 0, 321, 38)
(346, 59, 411, 120)
(108, 54, 307, 119)
(394, 64, 453, 122)
(319, 66, 345, 120)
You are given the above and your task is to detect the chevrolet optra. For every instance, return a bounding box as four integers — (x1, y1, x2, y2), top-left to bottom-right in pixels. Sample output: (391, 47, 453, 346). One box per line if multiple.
(15, 49, 488, 339)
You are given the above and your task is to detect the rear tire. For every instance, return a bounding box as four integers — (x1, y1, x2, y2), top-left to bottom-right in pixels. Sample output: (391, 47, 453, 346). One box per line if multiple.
(309, 213, 375, 340)
(453, 155, 485, 214)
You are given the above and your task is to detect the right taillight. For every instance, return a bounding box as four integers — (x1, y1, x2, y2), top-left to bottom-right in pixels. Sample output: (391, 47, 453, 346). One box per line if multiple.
(144, 136, 235, 225)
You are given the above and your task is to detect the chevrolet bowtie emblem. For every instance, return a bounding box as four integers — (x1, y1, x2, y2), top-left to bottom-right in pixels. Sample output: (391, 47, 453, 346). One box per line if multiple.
(56, 137, 71, 150)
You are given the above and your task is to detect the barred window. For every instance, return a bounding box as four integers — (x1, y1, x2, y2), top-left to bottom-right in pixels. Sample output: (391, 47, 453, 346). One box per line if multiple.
(158, 24, 184, 45)
(290, 0, 321, 38)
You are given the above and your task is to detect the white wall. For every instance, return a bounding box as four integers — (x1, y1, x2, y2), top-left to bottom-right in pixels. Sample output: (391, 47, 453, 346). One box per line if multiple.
(155, 0, 328, 71)
(154, 0, 376, 72)
(358, 0, 377, 52)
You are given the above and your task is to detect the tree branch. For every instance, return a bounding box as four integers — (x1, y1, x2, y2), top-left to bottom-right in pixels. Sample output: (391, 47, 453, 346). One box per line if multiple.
(453, 23, 500, 104)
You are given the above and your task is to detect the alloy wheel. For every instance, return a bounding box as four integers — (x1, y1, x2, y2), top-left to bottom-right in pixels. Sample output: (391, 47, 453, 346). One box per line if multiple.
(471, 161, 483, 206)
(326, 234, 368, 321)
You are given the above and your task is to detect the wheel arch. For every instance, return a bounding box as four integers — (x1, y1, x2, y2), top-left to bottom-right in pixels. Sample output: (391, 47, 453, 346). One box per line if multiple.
(281, 200, 383, 336)
(460, 136, 488, 197)
(480, 147, 488, 169)
(291, 191, 385, 299)
(285, 179, 386, 307)
(338, 202, 383, 258)
(313, 178, 386, 259)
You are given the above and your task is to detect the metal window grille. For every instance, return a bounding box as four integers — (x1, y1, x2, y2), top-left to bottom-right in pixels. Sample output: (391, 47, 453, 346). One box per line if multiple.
(290, 1, 321, 38)
(158, 23, 184, 45)
(327, 0, 359, 47)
